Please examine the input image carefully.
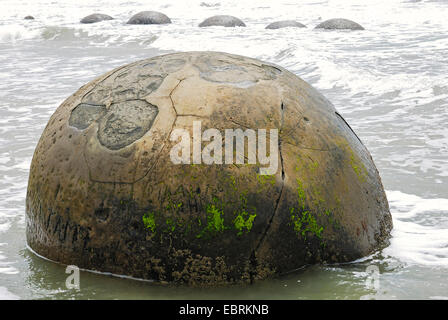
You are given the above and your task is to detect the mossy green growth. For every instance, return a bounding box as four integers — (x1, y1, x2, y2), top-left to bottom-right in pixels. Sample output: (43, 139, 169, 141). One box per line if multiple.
(336, 138, 367, 183)
(165, 217, 176, 232)
(296, 178, 306, 209)
(290, 208, 324, 239)
(197, 201, 225, 238)
(233, 209, 257, 236)
(349, 151, 367, 182)
(256, 173, 276, 186)
(310, 161, 319, 172)
(164, 197, 183, 212)
(229, 175, 237, 190)
(142, 212, 156, 233)
(290, 178, 324, 239)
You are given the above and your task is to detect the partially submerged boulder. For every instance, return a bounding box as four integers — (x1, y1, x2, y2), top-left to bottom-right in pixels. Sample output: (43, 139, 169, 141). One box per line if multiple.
(315, 18, 364, 30)
(199, 15, 246, 27)
(80, 13, 113, 24)
(24, 16, 34, 20)
(127, 11, 171, 25)
(265, 20, 306, 29)
(26, 51, 391, 286)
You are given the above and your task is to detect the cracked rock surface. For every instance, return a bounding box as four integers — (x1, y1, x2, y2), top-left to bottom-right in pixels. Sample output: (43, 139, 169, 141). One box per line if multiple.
(26, 51, 392, 286)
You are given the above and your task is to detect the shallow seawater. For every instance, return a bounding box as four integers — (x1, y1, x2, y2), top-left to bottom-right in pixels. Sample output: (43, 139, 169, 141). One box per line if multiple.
(1, 0, 448, 299)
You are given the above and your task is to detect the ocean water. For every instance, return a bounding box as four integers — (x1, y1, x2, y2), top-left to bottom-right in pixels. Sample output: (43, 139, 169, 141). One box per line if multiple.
(1, 0, 447, 299)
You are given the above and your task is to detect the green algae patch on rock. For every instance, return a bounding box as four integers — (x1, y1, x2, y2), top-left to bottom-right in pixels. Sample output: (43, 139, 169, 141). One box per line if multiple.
(26, 51, 392, 286)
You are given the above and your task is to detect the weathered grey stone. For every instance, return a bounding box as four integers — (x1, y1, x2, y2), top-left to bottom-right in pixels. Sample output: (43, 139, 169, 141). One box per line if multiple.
(199, 15, 246, 27)
(127, 11, 171, 25)
(265, 20, 306, 29)
(97, 100, 158, 150)
(80, 13, 113, 24)
(26, 52, 392, 286)
(69, 103, 106, 130)
(24, 16, 34, 20)
(315, 18, 364, 30)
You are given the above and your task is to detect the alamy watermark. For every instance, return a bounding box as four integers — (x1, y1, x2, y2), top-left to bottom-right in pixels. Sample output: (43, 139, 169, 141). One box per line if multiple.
(169, 121, 279, 175)
(360, 265, 390, 299)
(365, 265, 380, 291)
(65, 265, 80, 290)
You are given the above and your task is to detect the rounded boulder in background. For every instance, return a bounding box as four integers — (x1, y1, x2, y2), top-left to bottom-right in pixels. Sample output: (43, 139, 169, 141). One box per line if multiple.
(265, 20, 306, 29)
(127, 11, 172, 25)
(80, 13, 114, 24)
(315, 18, 364, 30)
(199, 15, 246, 27)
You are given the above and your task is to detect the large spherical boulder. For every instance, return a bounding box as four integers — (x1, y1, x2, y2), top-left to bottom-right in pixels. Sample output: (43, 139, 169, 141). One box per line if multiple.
(199, 15, 246, 27)
(26, 51, 392, 285)
(265, 20, 306, 29)
(80, 13, 113, 24)
(315, 18, 364, 30)
(127, 11, 171, 25)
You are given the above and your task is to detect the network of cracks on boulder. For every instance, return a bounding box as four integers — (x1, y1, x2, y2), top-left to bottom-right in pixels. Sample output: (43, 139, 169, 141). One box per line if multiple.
(68, 54, 285, 152)
(65, 55, 300, 283)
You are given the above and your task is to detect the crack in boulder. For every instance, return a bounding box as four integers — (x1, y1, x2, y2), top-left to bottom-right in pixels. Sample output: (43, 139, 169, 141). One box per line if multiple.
(252, 101, 286, 266)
